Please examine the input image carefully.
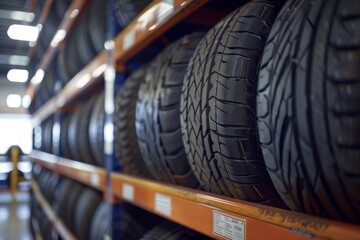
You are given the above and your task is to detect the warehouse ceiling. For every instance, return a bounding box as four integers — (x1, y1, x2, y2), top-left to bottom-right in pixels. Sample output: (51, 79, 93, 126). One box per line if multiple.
(0, 0, 37, 114)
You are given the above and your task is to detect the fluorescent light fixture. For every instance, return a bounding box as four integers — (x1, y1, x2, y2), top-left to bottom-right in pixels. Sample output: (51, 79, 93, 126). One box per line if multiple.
(7, 69, 28, 83)
(7, 24, 39, 41)
(9, 55, 29, 65)
(6, 94, 22, 108)
(22, 95, 31, 108)
(50, 30, 67, 47)
(0, 54, 29, 66)
(30, 69, 45, 84)
(0, 9, 35, 22)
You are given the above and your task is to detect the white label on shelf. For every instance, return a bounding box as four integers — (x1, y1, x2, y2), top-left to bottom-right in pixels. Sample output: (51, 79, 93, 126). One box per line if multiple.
(123, 29, 135, 50)
(90, 173, 99, 187)
(155, 193, 171, 216)
(122, 183, 134, 201)
(213, 211, 246, 240)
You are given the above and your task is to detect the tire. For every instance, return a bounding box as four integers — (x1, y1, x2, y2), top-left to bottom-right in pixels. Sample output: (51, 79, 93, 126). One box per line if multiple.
(89, 92, 105, 167)
(257, 0, 360, 222)
(42, 118, 53, 154)
(78, 96, 98, 165)
(67, 109, 82, 161)
(44, 63, 56, 98)
(55, 0, 71, 19)
(64, 32, 85, 79)
(76, 8, 98, 66)
(112, 0, 151, 28)
(74, 188, 102, 240)
(89, 202, 155, 240)
(140, 221, 210, 240)
(136, 33, 204, 188)
(89, 202, 110, 240)
(57, 49, 71, 84)
(58, 178, 73, 224)
(114, 67, 152, 177)
(60, 114, 72, 159)
(59, 179, 85, 232)
(180, 0, 284, 205)
(89, 0, 107, 53)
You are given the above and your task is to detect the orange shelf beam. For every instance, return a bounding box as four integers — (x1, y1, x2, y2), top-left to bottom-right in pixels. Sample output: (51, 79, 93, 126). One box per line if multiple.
(30, 150, 107, 191)
(31, 0, 209, 126)
(31, 51, 106, 126)
(111, 173, 360, 240)
(28, 0, 54, 59)
(26, 0, 90, 100)
(31, 179, 77, 240)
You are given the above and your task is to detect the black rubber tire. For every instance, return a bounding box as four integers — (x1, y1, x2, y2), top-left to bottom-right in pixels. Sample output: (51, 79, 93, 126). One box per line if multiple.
(78, 96, 98, 165)
(40, 217, 52, 240)
(44, 63, 56, 98)
(42, 118, 53, 154)
(89, 202, 110, 240)
(76, 7, 98, 66)
(74, 188, 102, 240)
(114, 67, 152, 177)
(64, 32, 85, 80)
(257, 0, 360, 222)
(58, 178, 73, 224)
(89, 92, 105, 167)
(89, 202, 152, 240)
(60, 114, 72, 159)
(112, 0, 151, 28)
(55, 0, 71, 19)
(67, 109, 82, 161)
(180, 1, 284, 205)
(57, 48, 72, 85)
(89, 0, 107, 53)
(59, 179, 85, 232)
(136, 33, 204, 188)
(140, 221, 210, 240)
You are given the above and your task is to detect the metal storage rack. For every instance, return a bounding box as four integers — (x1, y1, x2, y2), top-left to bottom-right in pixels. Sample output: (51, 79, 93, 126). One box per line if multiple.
(28, 0, 360, 239)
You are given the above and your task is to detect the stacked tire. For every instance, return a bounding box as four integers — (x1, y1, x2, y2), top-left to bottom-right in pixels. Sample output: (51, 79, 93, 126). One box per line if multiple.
(60, 92, 105, 166)
(113, 0, 360, 224)
(256, 0, 360, 223)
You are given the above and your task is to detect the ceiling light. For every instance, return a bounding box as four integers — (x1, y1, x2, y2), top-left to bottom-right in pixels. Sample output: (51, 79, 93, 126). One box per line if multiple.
(0, 9, 35, 22)
(7, 69, 28, 83)
(0, 54, 29, 66)
(7, 24, 39, 41)
(6, 94, 22, 108)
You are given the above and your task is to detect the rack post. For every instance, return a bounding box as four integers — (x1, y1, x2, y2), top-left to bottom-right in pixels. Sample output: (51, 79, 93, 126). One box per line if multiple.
(104, 0, 124, 238)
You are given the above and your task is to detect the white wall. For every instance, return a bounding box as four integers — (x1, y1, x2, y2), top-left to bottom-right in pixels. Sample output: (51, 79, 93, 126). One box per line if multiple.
(0, 114, 32, 154)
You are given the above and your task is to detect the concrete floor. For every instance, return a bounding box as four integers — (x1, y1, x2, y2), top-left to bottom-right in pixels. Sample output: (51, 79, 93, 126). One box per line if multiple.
(0, 191, 33, 240)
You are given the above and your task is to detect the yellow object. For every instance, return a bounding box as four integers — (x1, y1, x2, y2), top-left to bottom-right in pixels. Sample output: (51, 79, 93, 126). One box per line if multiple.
(10, 146, 19, 198)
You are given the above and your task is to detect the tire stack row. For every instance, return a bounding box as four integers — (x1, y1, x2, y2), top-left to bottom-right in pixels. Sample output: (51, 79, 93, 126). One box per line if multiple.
(60, 92, 105, 166)
(30, 165, 57, 240)
(32, 116, 53, 153)
(32, 165, 203, 240)
(113, 0, 360, 224)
